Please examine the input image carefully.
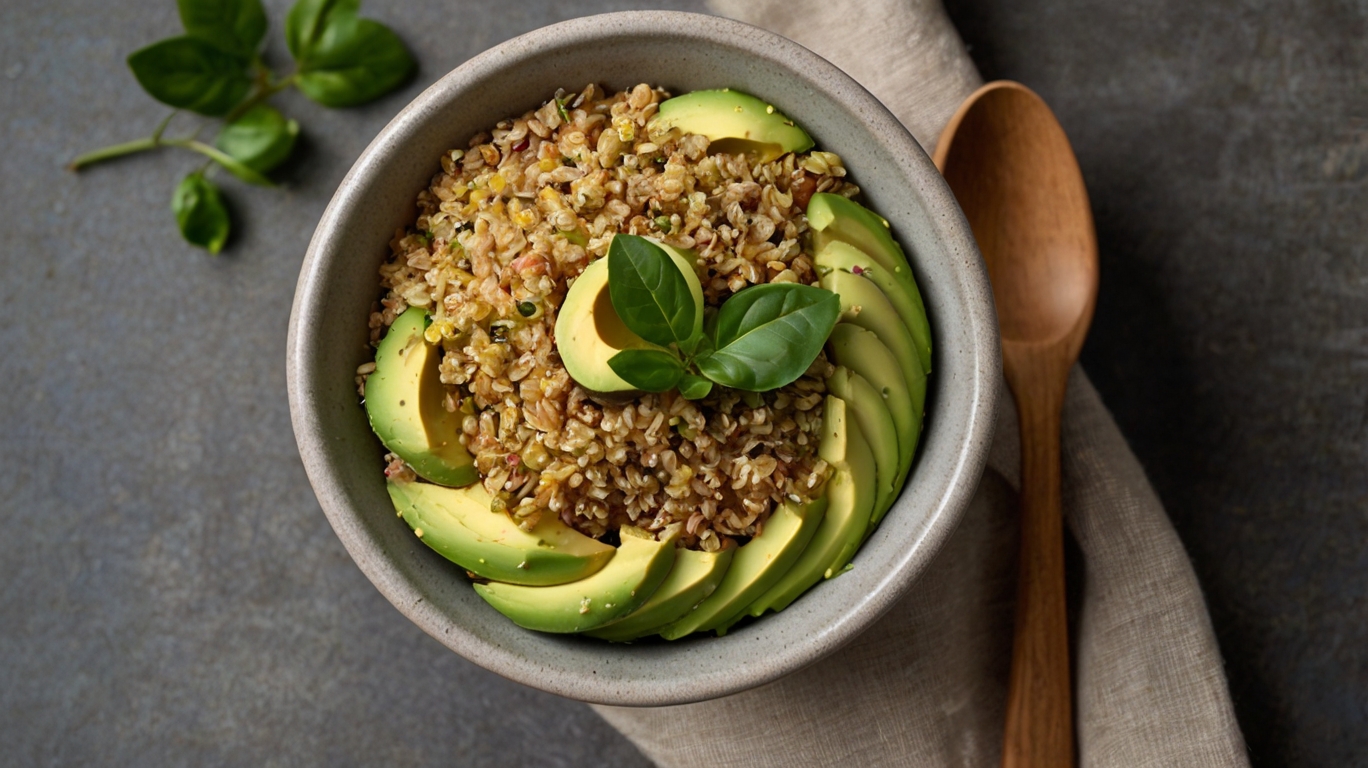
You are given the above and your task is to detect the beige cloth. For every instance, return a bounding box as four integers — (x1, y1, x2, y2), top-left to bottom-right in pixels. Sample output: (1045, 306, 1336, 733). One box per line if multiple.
(592, 1, 1250, 765)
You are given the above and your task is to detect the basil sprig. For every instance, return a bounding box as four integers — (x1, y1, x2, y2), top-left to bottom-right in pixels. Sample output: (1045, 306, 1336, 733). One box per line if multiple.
(70, 0, 415, 254)
(605, 235, 840, 397)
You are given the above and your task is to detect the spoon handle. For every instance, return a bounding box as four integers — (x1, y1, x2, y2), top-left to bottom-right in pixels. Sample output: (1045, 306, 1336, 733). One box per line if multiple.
(1002, 372, 1074, 768)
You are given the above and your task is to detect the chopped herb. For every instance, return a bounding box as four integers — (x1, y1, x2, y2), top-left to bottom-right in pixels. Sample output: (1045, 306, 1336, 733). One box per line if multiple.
(555, 97, 570, 124)
(517, 300, 537, 317)
(654, 215, 672, 233)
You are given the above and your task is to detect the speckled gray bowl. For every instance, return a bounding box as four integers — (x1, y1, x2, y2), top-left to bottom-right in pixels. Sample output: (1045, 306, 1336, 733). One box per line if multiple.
(287, 11, 998, 706)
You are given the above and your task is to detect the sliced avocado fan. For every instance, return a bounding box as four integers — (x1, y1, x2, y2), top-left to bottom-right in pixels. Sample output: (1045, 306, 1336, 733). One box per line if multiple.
(389, 480, 615, 586)
(652, 89, 814, 164)
(808, 193, 932, 374)
(473, 527, 677, 633)
(585, 540, 737, 642)
(364, 306, 478, 487)
(658, 496, 827, 640)
(747, 394, 878, 616)
(820, 267, 924, 400)
(827, 323, 922, 490)
(825, 367, 900, 519)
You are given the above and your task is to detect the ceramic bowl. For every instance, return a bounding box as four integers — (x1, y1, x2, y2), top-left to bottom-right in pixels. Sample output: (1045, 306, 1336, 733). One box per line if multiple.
(287, 10, 998, 706)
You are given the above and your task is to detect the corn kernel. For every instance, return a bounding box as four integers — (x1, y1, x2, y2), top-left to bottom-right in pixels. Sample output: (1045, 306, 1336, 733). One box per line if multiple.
(489, 174, 507, 194)
(423, 324, 442, 344)
(539, 157, 558, 172)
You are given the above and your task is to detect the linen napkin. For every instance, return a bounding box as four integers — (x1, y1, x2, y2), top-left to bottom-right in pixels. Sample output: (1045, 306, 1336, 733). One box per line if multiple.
(592, 1, 1250, 765)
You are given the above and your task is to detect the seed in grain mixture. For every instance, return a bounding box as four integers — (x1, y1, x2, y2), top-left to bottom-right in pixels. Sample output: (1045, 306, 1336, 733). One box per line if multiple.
(360, 82, 936, 638)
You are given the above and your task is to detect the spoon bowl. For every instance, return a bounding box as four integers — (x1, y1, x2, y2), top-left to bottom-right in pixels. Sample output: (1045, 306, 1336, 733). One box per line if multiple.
(936, 82, 1097, 350)
(935, 81, 1099, 767)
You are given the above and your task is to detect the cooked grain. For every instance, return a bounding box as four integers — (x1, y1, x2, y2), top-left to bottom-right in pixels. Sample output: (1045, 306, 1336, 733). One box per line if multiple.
(368, 83, 860, 549)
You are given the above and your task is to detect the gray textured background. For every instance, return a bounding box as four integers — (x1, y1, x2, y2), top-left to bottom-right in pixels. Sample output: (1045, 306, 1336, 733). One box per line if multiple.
(1, 1, 1363, 766)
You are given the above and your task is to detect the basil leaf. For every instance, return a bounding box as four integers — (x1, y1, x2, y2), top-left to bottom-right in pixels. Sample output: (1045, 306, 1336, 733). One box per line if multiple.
(286, 0, 414, 107)
(696, 283, 841, 391)
(295, 18, 413, 106)
(285, 0, 358, 61)
(215, 104, 299, 172)
(171, 172, 230, 254)
(178, 0, 267, 57)
(127, 36, 252, 116)
(607, 235, 697, 348)
(607, 349, 683, 393)
(678, 374, 713, 400)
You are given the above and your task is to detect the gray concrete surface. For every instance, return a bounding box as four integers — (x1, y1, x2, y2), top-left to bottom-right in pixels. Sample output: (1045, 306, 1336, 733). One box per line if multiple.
(1, 0, 1363, 766)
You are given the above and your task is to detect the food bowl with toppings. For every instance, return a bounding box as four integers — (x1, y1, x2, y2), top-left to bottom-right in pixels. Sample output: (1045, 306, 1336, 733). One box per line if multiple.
(288, 11, 998, 705)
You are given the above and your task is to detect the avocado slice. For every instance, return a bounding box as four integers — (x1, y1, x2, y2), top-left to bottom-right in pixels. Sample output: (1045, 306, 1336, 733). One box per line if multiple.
(554, 238, 702, 394)
(827, 323, 922, 492)
(826, 367, 899, 518)
(658, 496, 828, 640)
(815, 238, 935, 375)
(389, 480, 615, 586)
(653, 89, 814, 164)
(808, 193, 932, 374)
(473, 527, 677, 633)
(820, 268, 923, 402)
(747, 395, 878, 616)
(585, 540, 736, 642)
(364, 306, 478, 487)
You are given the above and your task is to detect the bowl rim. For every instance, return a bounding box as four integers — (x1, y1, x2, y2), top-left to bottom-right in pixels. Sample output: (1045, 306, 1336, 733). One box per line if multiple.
(287, 9, 999, 705)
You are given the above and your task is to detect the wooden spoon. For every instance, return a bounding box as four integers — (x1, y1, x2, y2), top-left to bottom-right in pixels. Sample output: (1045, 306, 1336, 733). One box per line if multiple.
(933, 81, 1098, 768)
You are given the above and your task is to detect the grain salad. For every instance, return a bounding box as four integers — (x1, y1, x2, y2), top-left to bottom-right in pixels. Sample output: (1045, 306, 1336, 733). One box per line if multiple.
(361, 82, 863, 552)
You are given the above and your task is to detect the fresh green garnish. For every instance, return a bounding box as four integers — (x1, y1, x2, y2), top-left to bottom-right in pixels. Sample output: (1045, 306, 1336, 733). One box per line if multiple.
(171, 170, 230, 254)
(696, 283, 841, 392)
(517, 300, 538, 317)
(606, 349, 684, 393)
(605, 235, 840, 396)
(69, 0, 415, 254)
(285, 0, 415, 107)
(677, 373, 713, 400)
(607, 234, 698, 349)
(177, 0, 268, 57)
(653, 215, 672, 233)
(214, 103, 299, 172)
(127, 37, 253, 117)
(562, 226, 589, 246)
